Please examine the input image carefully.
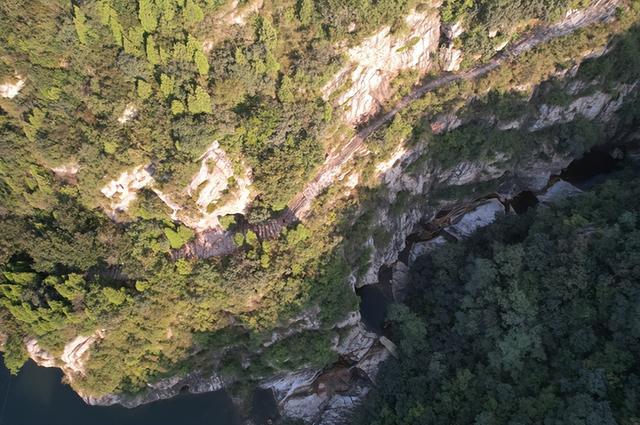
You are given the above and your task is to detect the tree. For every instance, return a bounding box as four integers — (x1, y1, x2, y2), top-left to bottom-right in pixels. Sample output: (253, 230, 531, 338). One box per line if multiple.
(298, 0, 314, 25)
(73, 5, 89, 44)
(3, 335, 28, 374)
(194, 50, 210, 76)
(171, 99, 185, 115)
(277, 75, 295, 103)
(257, 15, 278, 51)
(102, 287, 126, 305)
(187, 86, 212, 114)
(139, 0, 159, 32)
(137, 79, 152, 99)
(183, 0, 204, 25)
(160, 73, 174, 98)
(145, 34, 161, 65)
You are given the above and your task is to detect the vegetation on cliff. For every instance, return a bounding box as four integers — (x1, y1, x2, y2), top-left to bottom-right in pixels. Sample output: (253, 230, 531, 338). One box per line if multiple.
(0, 0, 638, 405)
(358, 172, 640, 425)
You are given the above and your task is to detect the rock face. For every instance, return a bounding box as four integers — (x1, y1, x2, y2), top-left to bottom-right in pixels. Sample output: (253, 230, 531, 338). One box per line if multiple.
(26, 330, 104, 383)
(183, 141, 253, 231)
(440, 45, 463, 72)
(538, 180, 583, 204)
(100, 141, 252, 231)
(100, 165, 154, 215)
(444, 199, 506, 240)
(322, 7, 441, 125)
(529, 83, 637, 131)
(408, 236, 447, 266)
(259, 316, 395, 425)
(356, 72, 639, 287)
(85, 370, 224, 408)
(0, 75, 25, 98)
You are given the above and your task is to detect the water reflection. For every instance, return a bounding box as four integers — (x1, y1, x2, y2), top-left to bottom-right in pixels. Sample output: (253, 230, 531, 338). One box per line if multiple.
(0, 356, 240, 425)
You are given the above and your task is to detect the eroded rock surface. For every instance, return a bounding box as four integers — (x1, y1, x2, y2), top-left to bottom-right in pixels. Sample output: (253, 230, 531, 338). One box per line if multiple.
(538, 180, 583, 204)
(100, 165, 154, 215)
(530, 84, 637, 131)
(408, 236, 447, 266)
(323, 8, 441, 125)
(100, 141, 252, 231)
(444, 199, 506, 240)
(0, 75, 25, 98)
(85, 370, 224, 408)
(26, 330, 104, 384)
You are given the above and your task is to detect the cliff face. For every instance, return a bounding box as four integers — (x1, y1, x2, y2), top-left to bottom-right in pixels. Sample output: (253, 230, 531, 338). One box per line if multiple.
(357, 75, 639, 289)
(14, 2, 635, 423)
(322, 5, 442, 125)
(99, 140, 252, 231)
(26, 331, 104, 384)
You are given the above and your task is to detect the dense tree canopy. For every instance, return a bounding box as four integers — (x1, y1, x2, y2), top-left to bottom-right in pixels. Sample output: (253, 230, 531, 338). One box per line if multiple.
(358, 173, 640, 425)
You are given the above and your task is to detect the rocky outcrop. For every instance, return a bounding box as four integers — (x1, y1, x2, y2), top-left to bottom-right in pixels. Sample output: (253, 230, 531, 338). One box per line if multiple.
(440, 19, 464, 72)
(183, 141, 252, 231)
(224, 0, 264, 26)
(440, 45, 463, 72)
(117, 104, 138, 124)
(0, 75, 25, 98)
(355, 70, 639, 287)
(538, 180, 583, 204)
(322, 6, 441, 125)
(262, 306, 322, 348)
(26, 330, 104, 383)
(408, 236, 446, 267)
(258, 313, 395, 424)
(100, 165, 154, 215)
(444, 198, 505, 240)
(529, 83, 637, 131)
(100, 141, 252, 231)
(85, 370, 224, 408)
(51, 162, 80, 184)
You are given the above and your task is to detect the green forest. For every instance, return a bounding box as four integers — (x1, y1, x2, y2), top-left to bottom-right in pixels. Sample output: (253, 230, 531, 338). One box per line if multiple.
(358, 173, 640, 425)
(0, 0, 639, 417)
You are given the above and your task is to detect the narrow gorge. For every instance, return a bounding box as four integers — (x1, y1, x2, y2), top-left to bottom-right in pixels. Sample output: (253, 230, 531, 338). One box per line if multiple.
(1, 1, 640, 424)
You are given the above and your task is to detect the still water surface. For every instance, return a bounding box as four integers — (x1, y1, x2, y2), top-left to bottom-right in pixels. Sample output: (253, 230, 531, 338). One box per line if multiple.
(0, 356, 240, 425)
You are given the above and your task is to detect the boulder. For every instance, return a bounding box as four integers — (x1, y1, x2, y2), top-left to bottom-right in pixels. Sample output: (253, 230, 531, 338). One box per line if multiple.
(537, 180, 582, 205)
(444, 199, 505, 240)
(85, 370, 224, 408)
(354, 345, 391, 383)
(334, 323, 379, 362)
(408, 236, 447, 266)
(391, 260, 410, 302)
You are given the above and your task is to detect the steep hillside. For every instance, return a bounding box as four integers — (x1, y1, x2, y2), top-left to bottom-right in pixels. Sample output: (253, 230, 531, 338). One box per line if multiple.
(1, 0, 639, 424)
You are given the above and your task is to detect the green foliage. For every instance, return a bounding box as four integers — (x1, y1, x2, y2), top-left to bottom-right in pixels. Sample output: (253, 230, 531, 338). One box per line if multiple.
(137, 79, 153, 99)
(73, 6, 89, 45)
(298, 0, 314, 25)
(139, 0, 159, 32)
(187, 86, 212, 114)
(2, 335, 29, 375)
(218, 215, 236, 230)
(257, 15, 278, 52)
(245, 230, 259, 247)
(359, 175, 640, 425)
(163, 225, 195, 249)
(194, 50, 210, 76)
(171, 99, 185, 115)
(159, 73, 174, 98)
(145, 34, 161, 65)
(183, 0, 204, 25)
(0, 0, 634, 403)
(277, 75, 295, 103)
(102, 287, 126, 305)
